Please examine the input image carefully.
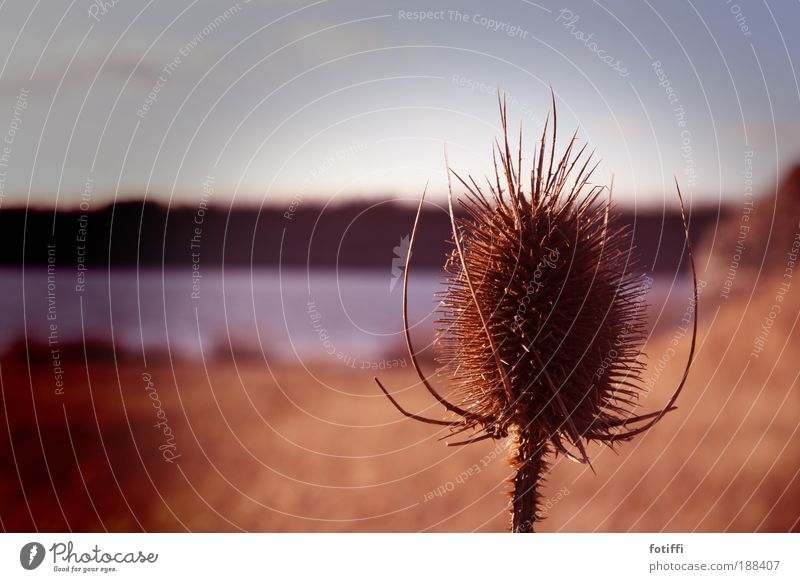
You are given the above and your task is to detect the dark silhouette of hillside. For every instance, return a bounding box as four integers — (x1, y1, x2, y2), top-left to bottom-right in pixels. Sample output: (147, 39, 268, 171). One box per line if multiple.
(700, 164, 800, 296)
(0, 200, 717, 273)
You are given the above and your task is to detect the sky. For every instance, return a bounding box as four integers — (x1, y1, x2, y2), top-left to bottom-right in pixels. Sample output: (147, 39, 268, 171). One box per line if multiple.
(0, 0, 797, 210)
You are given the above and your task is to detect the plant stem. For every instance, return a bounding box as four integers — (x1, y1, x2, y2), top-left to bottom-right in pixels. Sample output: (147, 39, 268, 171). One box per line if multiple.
(511, 437, 547, 533)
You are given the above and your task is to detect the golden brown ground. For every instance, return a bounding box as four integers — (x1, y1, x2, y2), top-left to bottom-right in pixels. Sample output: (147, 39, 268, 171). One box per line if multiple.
(1, 275, 798, 532)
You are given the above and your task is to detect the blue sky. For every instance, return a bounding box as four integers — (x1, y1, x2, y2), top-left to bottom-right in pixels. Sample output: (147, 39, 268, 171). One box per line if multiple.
(0, 0, 797, 209)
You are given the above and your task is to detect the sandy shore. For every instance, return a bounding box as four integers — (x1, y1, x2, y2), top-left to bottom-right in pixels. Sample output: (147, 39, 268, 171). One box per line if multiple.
(1, 276, 798, 532)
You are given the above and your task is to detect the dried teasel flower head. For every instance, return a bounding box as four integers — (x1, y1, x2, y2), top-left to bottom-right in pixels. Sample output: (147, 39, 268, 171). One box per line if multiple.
(376, 92, 697, 533)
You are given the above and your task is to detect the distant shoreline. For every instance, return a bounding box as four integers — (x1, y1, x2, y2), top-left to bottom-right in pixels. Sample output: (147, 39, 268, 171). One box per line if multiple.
(0, 200, 719, 273)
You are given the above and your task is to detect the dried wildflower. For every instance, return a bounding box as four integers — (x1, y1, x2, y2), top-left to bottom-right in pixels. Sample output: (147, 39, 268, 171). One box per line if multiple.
(376, 93, 697, 532)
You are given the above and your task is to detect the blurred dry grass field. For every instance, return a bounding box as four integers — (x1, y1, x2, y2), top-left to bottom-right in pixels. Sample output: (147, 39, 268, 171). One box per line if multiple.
(1, 272, 798, 532)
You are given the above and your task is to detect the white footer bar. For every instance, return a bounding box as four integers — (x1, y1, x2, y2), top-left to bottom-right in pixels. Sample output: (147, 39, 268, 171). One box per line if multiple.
(1, 533, 797, 581)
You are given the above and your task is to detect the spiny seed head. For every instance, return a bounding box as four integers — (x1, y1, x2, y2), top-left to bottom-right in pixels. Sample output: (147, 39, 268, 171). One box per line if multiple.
(435, 100, 649, 463)
(376, 93, 695, 532)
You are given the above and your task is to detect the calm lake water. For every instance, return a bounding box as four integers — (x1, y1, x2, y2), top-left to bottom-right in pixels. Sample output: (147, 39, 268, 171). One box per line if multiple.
(0, 267, 692, 363)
